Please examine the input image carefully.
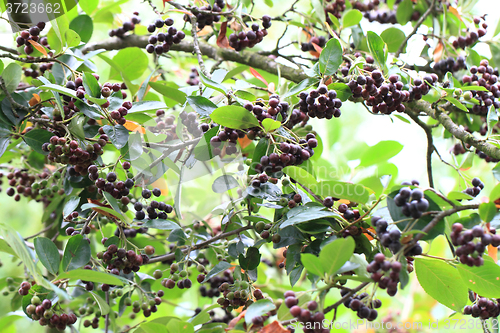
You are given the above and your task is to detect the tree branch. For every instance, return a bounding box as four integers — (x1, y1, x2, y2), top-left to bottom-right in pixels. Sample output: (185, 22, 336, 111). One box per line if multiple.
(323, 282, 370, 314)
(395, 0, 436, 57)
(409, 100, 500, 160)
(81, 35, 308, 83)
(406, 111, 435, 187)
(147, 225, 253, 264)
(404, 204, 479, 253)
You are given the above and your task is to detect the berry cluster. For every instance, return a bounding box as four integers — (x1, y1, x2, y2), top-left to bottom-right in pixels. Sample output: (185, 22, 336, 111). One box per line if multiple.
(367, 253, 403, 296)
(393, 186, 429, 219)
(284, 291, 328, 331)
(325, 0, 346, 20)
(215, 279, 261, 311)
(451, 223, 500, 267)
(114, 226, 148, 238)
(108, 12, 140, 37)
(365, 9, 420, 25)
(179, 111, 208, 138)
(244, 95, 291, 124)
(254, 221, 277, 242)
(338, 202, 360, 221)
(23, 63, 52, 78)
(433, 56, 467, 76)
(349, 72, 434, 114)
(228, 16, 271, 51)
(98, 244, 153, 275)
(146, 18, 185, 55)
(16, 22, 46, 55)
(43, 135, 105, 172)
(191, 0, 225, 29)
(161, 262, 194, 290)
(462, 60, 500, 115)
(187, 67, 200, 86)
(452, 17, 487, 50)
(2, 168, 63, 203)
(253, 136, 316, 174)
(25, 296, 77, 330)
(89, 167, 135, 201)
(209, 127, 244, 156)
(343, 290, 381, 321)
(372, 216, 423, 256)
(464, 296, 500, 319)
(300, 36, 326, 52)
(133, 188, 173, 220)
(199, 270, 233, 298)
(462, 177, 485, 197)
(148, 111, 179, 141)
(298, 85, 343, 119)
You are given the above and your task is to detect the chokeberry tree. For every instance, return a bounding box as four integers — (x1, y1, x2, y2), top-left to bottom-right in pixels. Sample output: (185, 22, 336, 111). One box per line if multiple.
(0, 0, 500, 332)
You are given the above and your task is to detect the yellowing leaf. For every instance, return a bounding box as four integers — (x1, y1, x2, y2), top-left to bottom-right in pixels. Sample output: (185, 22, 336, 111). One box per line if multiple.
(448, 6, 463, 22)
(27, 40, 48, 56)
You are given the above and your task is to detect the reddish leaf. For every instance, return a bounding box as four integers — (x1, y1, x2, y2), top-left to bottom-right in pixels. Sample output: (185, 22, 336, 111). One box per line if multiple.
(259, 321, 289, 333)
(86, 199, 116, 219)
(27, 40, 47, 56)
(448, 6, 463, 21)
(433, 42, 444, 63)
(226, 310, 246, 331)
(29, 93, 41, 106)
(217, 22, 230, 49)
(238, 135, 252, 149)
(249, 67, 268, 86)
(310, 42, 322, 58)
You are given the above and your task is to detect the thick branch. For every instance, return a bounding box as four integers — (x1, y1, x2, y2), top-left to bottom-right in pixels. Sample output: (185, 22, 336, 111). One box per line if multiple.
(409, 100, 500, 160)
(81, 35, 309, 83)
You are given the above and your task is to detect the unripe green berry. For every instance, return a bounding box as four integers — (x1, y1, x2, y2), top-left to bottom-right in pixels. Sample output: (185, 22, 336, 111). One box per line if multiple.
(31, 296, 41, 305)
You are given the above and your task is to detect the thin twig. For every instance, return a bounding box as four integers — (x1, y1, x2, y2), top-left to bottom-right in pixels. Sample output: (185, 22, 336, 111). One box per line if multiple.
(147, 225, 253, 264)
(105, 291, 110, 333)
(190, 15, 210, 78)
(24, 223, 56, 240)
(406, 111, 434, 187)
(395, 0, 436, 57)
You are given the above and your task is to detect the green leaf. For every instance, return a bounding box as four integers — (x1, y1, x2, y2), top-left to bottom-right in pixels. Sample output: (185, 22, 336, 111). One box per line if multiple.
(342, 9, 363, 27)
(396, 0, 413, 25)
(129, 101, 167, 113)
(311, 0, 326, 24)
(262, 118, 281, 132)
(490, 183, 500, 201)
(82, 72, 100, 98)
(102, 125, 129, 149)
(61, 234, 91, 272)
(1, 63, 22, 93)
(245, 299, 276, 325)
(23, 129, 53, 155)
(186, 96, 217, 116)
(149, 81, 187, 105)
(69, 15, 93, 43)
(34, 237, 60, 275)
(89, 291, 111, 315)
(457, 259, 500, 298)
(63, 196, 80, 218)
(239, 247, 261, 271)
(319, 38, 343, 76)
(309, 180, 370, 204)
(57, 269, 126, 286)
(199, 71, 227, 94)
(212, 175, 239, 193)
(203, 261, 232, 282)
(415, 258, 467, 311)
(445, 96, 468, 112)
(41, 84, 80, 100)
(283, 166, 317, 187)
(461, 86, 489, 92)
(210, 105, 260, 129)
(359, 140, 403, 166)
(47, 27, 62, 54)
(300, 253, 324, 276)
(327, 82, 352, 101)
(380, 27, 406, 53)
(367, 31, 387, 69)
(109, 47, 148, 81)
(283, 78, 320, 99)
(142, 219, 180, 230)
(281, 203, 342, 228)
(319, 237, 355, 276)
(327, 12, 340, 30)
(0, 59, 4, 74)
(65, 29, 81, 47)
(479, 202, 497, 222)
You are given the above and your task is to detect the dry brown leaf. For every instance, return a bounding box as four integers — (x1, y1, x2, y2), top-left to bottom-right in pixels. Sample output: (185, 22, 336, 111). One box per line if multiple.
(86, 199, 116, 219)
(259, 320, 289, 333)
(217, 22, 230, 49)
(29, 93, 41, 106)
